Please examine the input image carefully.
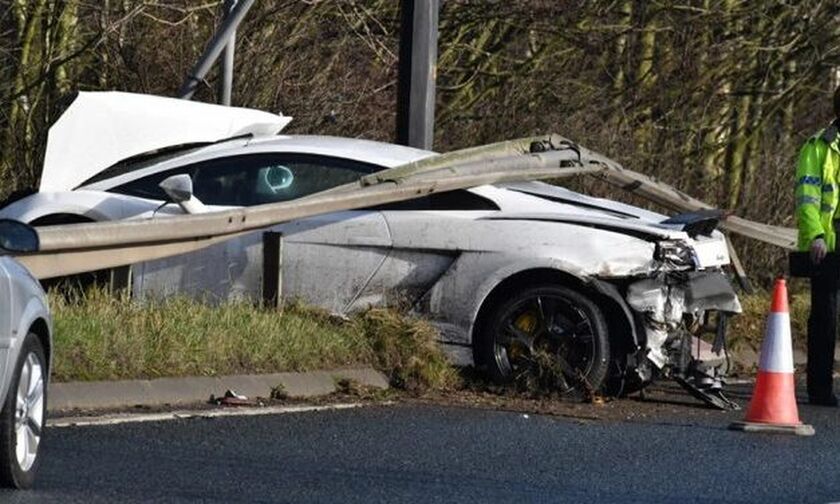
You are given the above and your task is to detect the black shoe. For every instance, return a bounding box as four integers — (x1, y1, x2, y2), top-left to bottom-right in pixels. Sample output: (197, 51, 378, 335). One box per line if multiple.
(808, 394, 839, 407)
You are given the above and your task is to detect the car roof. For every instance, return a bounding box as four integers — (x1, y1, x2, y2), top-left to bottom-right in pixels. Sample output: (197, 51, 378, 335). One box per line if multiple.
(80, 135, 437, 191)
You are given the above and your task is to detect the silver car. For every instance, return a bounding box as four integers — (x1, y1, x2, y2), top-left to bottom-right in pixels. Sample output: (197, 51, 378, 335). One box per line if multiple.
(0, 220, 50, 489)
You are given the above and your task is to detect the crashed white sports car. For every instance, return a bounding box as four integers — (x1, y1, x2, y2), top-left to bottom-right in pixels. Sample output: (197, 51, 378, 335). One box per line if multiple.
(2, 92, 741, 405)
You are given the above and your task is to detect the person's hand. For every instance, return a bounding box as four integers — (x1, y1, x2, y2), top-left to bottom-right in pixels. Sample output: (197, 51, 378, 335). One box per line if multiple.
(811, 237, 828, 265)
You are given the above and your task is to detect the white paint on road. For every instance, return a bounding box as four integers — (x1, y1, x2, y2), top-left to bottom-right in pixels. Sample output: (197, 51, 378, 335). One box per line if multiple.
(48, 402, 389, 428)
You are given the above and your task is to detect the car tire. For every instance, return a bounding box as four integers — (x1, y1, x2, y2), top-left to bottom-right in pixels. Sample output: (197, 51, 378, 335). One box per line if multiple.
(476, 285, 610, 396)
(0, 333, 47, 490)
(605, 363, 649, 397)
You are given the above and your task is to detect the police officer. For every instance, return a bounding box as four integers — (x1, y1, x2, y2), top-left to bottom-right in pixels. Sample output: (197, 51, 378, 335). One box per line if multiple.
(795, 85, 840, 406)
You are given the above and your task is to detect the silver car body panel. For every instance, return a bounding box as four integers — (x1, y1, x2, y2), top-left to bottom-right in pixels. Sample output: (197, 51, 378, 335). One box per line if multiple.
(0, 256, 51, 407)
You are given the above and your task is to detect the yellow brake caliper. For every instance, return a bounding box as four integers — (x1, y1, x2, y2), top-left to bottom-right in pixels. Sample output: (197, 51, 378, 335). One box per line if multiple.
(511, 311, 538, 358)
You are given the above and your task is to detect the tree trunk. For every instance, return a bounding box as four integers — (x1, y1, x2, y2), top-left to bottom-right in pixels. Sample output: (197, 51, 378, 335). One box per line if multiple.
(611, 0, 632, 109)
(633, 3, 657, 151)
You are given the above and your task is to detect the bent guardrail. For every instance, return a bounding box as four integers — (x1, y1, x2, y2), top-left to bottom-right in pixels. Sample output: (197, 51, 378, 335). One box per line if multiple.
(15, 134, 796, 280)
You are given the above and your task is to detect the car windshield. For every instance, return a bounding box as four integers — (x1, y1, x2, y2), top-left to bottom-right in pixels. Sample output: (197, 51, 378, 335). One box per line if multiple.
(78, 135, 252, 188)
(79, 143, 212, 188)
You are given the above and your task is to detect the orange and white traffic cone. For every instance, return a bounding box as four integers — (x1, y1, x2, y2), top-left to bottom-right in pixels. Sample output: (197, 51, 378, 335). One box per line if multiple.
(729, 278, 814, 436)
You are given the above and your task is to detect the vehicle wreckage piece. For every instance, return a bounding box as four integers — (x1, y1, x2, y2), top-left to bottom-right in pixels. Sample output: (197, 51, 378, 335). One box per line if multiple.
(625, 271, 742, 410)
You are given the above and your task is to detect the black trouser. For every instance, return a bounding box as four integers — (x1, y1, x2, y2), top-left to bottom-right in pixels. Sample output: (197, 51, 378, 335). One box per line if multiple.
(808, 267, 838, 399)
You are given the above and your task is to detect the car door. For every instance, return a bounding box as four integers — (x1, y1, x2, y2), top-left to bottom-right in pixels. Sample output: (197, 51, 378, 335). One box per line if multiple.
(130, 154, 392, 312)
(270, 210, 392, 313)
(346, 190, 500, 313)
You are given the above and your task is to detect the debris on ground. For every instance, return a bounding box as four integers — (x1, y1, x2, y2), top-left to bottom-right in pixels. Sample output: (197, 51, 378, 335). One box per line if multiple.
(209, 389, 262, 407)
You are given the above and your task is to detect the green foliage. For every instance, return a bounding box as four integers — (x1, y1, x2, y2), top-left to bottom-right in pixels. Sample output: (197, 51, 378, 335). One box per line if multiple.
(50, 289, 365, 381)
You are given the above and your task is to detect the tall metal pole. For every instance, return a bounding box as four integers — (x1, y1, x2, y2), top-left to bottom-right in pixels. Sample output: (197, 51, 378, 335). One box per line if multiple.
(217, 0, 237, 106)
(178, 0, 254, 100)
(396, 0, 439, 150)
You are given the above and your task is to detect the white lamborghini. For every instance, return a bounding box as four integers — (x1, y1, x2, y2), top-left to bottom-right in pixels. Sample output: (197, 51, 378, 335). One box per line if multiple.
(0, 92, 741, 406)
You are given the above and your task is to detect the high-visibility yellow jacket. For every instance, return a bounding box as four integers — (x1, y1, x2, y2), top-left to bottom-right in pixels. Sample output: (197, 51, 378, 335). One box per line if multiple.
(796, 122, 840, 251)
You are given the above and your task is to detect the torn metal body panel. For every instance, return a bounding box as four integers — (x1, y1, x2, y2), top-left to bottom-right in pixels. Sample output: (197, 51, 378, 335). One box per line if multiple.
(624, 270, 742, 408)
(626, 272, 741, 369)
(41, 92, 291, 192)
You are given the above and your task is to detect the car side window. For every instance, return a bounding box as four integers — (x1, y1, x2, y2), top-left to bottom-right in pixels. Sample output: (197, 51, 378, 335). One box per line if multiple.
(110, 154, 380, 205)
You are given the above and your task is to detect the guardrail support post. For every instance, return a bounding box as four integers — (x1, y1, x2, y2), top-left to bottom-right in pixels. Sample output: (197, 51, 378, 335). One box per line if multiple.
(262, 232, 283, 309)
(108, 265, 132, 295)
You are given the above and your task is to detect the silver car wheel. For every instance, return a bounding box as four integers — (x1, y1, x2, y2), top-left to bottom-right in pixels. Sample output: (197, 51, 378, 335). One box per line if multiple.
(13, 352, 44, 473)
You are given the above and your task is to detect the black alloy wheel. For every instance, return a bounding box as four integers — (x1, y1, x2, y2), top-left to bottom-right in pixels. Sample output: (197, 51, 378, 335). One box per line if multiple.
(478, 285, 610, 396)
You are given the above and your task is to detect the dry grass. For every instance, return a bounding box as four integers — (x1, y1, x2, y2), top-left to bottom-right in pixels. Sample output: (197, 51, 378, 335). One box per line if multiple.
(50, 289, 457, 392)
(353, 308, 461, 392)
(727, 289, 810, 352)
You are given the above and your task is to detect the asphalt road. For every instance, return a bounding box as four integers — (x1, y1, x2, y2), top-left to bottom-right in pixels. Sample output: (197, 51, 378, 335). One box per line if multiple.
(3, 393, 840, 503)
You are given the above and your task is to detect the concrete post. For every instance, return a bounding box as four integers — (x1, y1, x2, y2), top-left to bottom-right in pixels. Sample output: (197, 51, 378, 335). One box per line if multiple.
(396, 0, 440, 150)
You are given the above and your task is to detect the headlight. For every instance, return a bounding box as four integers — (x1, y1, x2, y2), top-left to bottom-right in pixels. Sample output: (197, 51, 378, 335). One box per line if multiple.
(655, 240, 697, 268)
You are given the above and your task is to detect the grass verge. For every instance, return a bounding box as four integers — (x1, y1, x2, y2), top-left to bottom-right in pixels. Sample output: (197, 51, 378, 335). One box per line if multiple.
(51, 287, 794, 396)
(50, 289, 459, 392)
(727, 289, 809, 352)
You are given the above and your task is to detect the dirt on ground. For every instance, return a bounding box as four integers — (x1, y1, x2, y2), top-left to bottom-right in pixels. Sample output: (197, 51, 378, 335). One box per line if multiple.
(50, 378, 758, 429)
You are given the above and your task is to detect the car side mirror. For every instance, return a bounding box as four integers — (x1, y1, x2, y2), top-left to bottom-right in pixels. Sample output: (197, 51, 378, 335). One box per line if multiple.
(0, 219, 39, 253)
(159, 174, 194, 203)
(159, 174, 207, 214)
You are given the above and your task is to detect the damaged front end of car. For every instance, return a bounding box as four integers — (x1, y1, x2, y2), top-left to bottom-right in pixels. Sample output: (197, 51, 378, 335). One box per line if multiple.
(620, 230, 742, 410)
(625, 270, 742, 409)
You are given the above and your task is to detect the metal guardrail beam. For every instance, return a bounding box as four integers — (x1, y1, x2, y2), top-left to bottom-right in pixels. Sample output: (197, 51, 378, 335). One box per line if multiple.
(589, 160, 797, 250)
(321, 134, 575, 195)
(21, 231, 254, 280)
